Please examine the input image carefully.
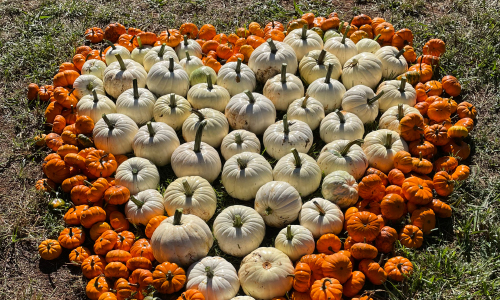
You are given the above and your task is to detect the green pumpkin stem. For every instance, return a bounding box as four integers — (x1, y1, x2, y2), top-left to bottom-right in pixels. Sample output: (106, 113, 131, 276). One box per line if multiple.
(384, 132, 393, 149)
(341, 25, 350, 44)
(193, 121, 207, 153)
(334, 109, 345, 123)
(137, 36, 143, 49)
(301, 95, 309, 108)
(283, 114, 290, 135)
(206, 73, 213, 90)
(286, 225, 293, 241)
(265, 207, 273, 215)
(129, 195, 144, 208)
(192, 109, 205, 121)
(105, 39, 116, 50)
(115, 54, 126, 71)
(340, 139, 364, 156)
(169, 93, 177, 108)
(101, 114, 114, 130)
(291, 148, 302, 168)
(182, 179, 193, 196)
(173, 209, 183, 226)
(158, 44, 166, 58)
(317, 50, 326, 65)
(244, 90, 255, 104)
(233, 214, 243, 227)
(147, 122, 155, 137)
(183, 35, 189, 46)
(301, 24, 308, 40)
(133, 79, 139, 99)
(313, 200, 326, 216)
(325, 63, 333, 84)
(168, 57, 174, 72)
(205, 266, 214, 278)
(396, 48, 406, 59)
(399, 76, 407, 93)
(281, 63, 287, 83)
(267, 38, 277, 54)
(338, 21, 344, 33)
(85, 53, 92, 61)
(237, 157, 247, 169)
(235, 58, 242, 74)
(92, 89, 99, 103)
(234, 132, 243, 144)
(397, 104, 404, 121)
(368, 91, 384, 104)
(185, 51, 191, 61)
(374, 34, 381, 42)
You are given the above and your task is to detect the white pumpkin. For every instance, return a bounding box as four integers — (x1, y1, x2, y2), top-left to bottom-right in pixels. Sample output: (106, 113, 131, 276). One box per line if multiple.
(217, 58, 257, 96)
(179, 51, 204, 76)
(221, 152, 273, 201)
(76, 90, 116, 122)
(254, 181, 302, 228)
(263, 115, 313, 160)
(153, 93, 192, 131)
(341, 85, 382, 124)
(81, 59, 107, 80)
(151, 209, 213, 266)
(163, 176, 217, 221)
(322, 171, 359, 209)
(115, 157, 160, 194)
(190, 66, 217, 86)
(263, 63, 304, 111)
(104, 43, 131, 65)
(143, 44, 179, 72)
(213, 205, 266, 257)
(341, 52, 383, 90)
(187, 256, 240, 300)
(306, 65, 346, 113)
(132, 122, 180, 166)
(362, 129, 409, 173)
(187, 74, 231, 112)
(274, 225, 315, 261)
(225, 91, 276, 135)
(130, 37, 152, 65)
(287, 95, 325, 130)
(283, 25, 324, 61)
(231, 297, 255, 300)
(248, 39, 298, 83)
(175, 36, 203, 59)
(103, 55, 147, 99)
(182, 108, 229, 148)
(317, 139, 368, 179)
(93, 113, 139, 155)
(238, 247, 293, 299)
(299, 49, 342, 85)
(379, 104, 421, 133)
(273, 149, 322, 197)
(116, 79, 157, 125)
(376, 78, 417, 112)
(323, 27, 358, 66)
(171, 121, 222, 183)
(146, 57, 190, 97)
(124, 189, 164, 225)
(299, 198, 344, 238)
(72, 74, 105, 100)
(375, 46, 408, 79)
(323, 29, 342, 42)
(356, 37, 381, 54)
(319, 110, 364, 143)
(220, 130, 261, 160)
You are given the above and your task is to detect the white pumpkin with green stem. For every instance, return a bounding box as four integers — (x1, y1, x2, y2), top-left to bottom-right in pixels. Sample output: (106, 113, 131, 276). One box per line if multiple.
(131, 36, 153, 65)
(299, 198, 344, 238)
(175, 35, 203, 59)
(153, 93, 192, 131)
(283, 25, 324, 61)
(287, 95, 325, 130)
(225, 91, 276, 135)
(356, 34, 381, 54)
(187, 74, 230, 112)
(73, 74, 105, 100)
(103, 54, 147, 99)
(322, 170, 359, 209)
(238, 247, 294, 299)
(132, 122, 180, 166)
(171, 121, 222, 183)
(179, 51, 204, 76)
(182, 108, 229, 148)
(81, 59, 107, 80)
(274, 225, 315, 261)
(143, 43, 179, 72)
(341, 85, 383, 124)
(263, 63, 304, 111)
(217, 58, 257, 96)
(124, 189, 165, 225)
(323, 29, 342, 42)
(306, 63, 346, 113)
(254, 181, 302, 228)
(104, 40, 131, 65)
(146, 57, 190, 97)
(273, 148, 322, 197)
(341, 52, 383, 90)
(319, 110, 364, 143)
(248, 39, 298, 83)
(220, 130, 261, 160)
(116, 79, 157, 125)
(115, 157, 160, 194)
(151, 209, 213, 266)
(362, 129, 409, 173)
(379, 103, 421, 133)
(317, 139, 368, 179)
(163, 176, 217, 222)
(213, 205, 266, 257)
(324, 25, 358, 66)
(190, 66, 217, 86)
(93, 113, 139, 155)
(263, 115, 313, 160)
(186, 256, 240, 300)
(76, 90, 116, 122)
(376, 77, 417, 112)
(375, 46, 408, 79)
(221, 152, 273, 201)
(299, 49, 342, 85)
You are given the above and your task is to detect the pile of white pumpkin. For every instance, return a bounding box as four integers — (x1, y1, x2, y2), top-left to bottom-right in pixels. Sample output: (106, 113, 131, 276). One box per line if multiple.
(74, 26, 417, 300)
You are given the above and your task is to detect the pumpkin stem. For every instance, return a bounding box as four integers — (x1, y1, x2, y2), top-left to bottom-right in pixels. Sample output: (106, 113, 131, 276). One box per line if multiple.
(399, 76, 407, 93)
(182, 179, 193, 196)
(301, 95, 309, 108)
(244, 90, 255, 104)
(265, 207, 273, 215)
(334, 109, 345, 123)
(193, 120, 207, 153)
(234, 132, 243, 144)
(286, 225, 293, 240)
(115, 54, 126, 71)
(313, 201, 326, 216)
(341, 25, 350, 44)
(101, 114, 114, 130)
(283, 114, 290, 135)
(373, 34, 381, 41)
(419, 151, 423, 162)
(132, 168, 139, 175)
(301, 24, 308, 40)
(317, 50, 326, 65)
(185, 51, 191, 61)
(340, 139, 364, 156)
(92, 89, 99, 103)
(191, 109, 205, 121)
(322, 278, 332, 290)
(133, 78, 139, 99)
(105, 39, 116, 50)
(129, 35, 136, 44)
(235, 58, 242, 74)
(267, 38, 277, 54)
(85, 53, 92, 61)
(93, 276, 100, 288)
(368, 91, 384, 104)
(68, 227, 73, 237)
(324, 63, 333, 84)
(129, 195, 144, 208)
(173, 209, 183, 225)
(146, 121, 155, 137)
(233, 214, 243, 227)
(206, 73, 213, 90)
(137, 36, 143, 49)
(384, 132, 393, 149)
(397, 104, 404, 121)
(281, 63, 287, 83)
(168, 57, 174, 72)
(338, 21, 344, 33)
(183, 35, 189, 46)
(165, 270, 174, 281)
(378, 253, 385, 265)
(291, 148, 302, 168)
(169, 93, 177, 108)
(158, 44, 166, 58)
(395, 48, 406, 59)
(205, 266, 215, 278)
(237, 157, 247, 169)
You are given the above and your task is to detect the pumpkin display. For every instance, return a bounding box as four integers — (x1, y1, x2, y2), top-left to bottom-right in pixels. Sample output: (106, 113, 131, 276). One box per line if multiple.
(323, 26, 357, 66)
(317, 139, 368, 179)
(362, 129, 409, 173)
(306, 64, 346, 112)
(73, 74, 105, 99)
(182, 108, 229, 148)
(115, 157, 160, 194)
(132, 121, 180, 166)
(374, 46, 408, 79)
(93, 113, 138, 155)
(319, 110, 364, 143)
(225, 91, 276, 135)
(287, 95, 325, 130)
(283, 25, 324, 60)
(187, 74, 230, 112)
(263, 63, 304, 111)
(341, 53, 383, 90)
(263, 115, 314, 159)
(217, 58, 257, 96)
(153, 93, 192, 131)
(248, 39, 298, 83)
(299, 198, 344, 238)
(341, 85, 382, 123)
(143, 44, 179, 72)
(146, 57, 190, 97)
(275, 225, 315, 261)
(346, 211, 381, 242)
(220, 130, 261, 160)
(116, 79, 157, 125)
(103, 55, 147, 99)
(376, 78, 417, 112)
(299, 49, 342, 85)
(321, 171, 359, 208)
(254, 181, 302, 227)
(124, 189, 165, 225)
(77, 90, 117, 123)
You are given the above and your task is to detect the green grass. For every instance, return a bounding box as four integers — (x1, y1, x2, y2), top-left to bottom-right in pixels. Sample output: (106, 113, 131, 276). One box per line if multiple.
(0, 0, 500, 299)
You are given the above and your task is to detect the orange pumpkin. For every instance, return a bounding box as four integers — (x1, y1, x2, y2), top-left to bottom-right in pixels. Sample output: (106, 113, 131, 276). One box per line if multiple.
(375, 226, 398, 253)
(427, 100, 452, 122)
(457, 102, 477, 119)
(346, 212, 381, 242)
(424, 122, 450, 146)
(452, 165, 470, 181)
(358, 174, 386, 201)
(384, 256, 413, 281)
(310, 278, 343, 300)
(402, 177, 433, 205)
(399, 224, 423, 248)
(442, 75, 461, 96)
(358, 259, 387, 285)
(388, 169, 405, 186)
(321, 252, 353, 284)
(292, 263, 311, 292)
(433, 171, 455, 197)
(442, 139, 470, 160)
(179, 23, 199, 39)
(380, 194, 406, 220)
(411, 207, 436, 234)
(152, 262, 186, 294)
(393, 151, 413, 173)
(391, 28, 413, 49)
(58, 227, 85, 249)
(199, 24, 217, 40)
(408, 63, 433, 83)
(427, 198, 453, 218)
(373, 22, 394, 42)
(423, 39, 446, 56)
(316, 233, 342, 255)
(114, 231, 135, 252)
(399, 113, 425, 142)
(299, 254, 325, 281)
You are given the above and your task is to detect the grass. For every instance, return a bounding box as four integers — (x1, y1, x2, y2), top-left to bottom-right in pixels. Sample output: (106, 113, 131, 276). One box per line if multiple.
(0, 0, 499, 299)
